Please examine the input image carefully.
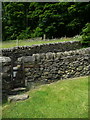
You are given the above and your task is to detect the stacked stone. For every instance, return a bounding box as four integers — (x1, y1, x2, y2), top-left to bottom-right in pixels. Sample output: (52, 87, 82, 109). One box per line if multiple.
(1, 41, 90, 91)
(0, 57, 12, 97)
(2, 48, 13, 57)
(2, 41, 82, 60)
(18, 47, 90, 88)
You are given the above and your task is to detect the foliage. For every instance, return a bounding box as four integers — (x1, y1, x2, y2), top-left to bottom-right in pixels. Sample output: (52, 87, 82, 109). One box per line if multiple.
(2, 2, 90, 41)
(31, 27, 43, 38)
(2, 76, 88, 118)
(81, 23, 90, 46)
(18, 27, 31, 39)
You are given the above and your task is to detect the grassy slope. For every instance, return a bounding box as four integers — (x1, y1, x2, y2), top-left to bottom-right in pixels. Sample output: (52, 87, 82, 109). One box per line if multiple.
(2, 76, 88, 118)
(2, 37, 80, 48)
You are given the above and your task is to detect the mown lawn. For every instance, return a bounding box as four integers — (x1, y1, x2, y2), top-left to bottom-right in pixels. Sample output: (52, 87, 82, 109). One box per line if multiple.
(2, 76, 88, 118)
(2, 37, 80, 48)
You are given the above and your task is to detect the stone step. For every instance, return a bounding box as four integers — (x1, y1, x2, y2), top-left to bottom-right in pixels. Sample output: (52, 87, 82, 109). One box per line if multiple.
(11, 87, 26, 92)
(8, 94, 29, 102)
(8, 87, 27, 95)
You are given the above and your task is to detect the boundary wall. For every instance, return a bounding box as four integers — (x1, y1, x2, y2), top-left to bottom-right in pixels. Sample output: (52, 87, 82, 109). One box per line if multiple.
(2, 41, 81, 60)
(19, 47, 90, 88)
(1, 47, 90, 93)
(1, 41, 90, 94)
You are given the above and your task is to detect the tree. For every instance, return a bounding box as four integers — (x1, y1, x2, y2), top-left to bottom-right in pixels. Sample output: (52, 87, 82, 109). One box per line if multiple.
(2, 2, 29, 40)
(2, 2, 90, 41)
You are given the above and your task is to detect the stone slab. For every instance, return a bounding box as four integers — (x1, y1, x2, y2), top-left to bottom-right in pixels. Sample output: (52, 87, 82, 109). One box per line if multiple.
(8, 94, 29, 102)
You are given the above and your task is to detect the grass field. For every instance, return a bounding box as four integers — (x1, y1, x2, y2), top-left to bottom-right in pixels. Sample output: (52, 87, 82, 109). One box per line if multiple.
(1, 37, 80, 48)
(2, 76, 88, 118)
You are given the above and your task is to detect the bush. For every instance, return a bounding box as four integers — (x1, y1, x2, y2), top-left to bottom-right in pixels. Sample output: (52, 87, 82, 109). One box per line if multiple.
(31, 27, 43, 38)
(81, 23, 90, 46)
(17, 27, 31, 39)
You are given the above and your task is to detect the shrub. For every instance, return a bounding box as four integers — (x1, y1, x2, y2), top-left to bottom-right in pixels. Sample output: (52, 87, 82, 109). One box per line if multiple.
(31, 27, 43, 38)
(81, 23, 90, 46)
(17, 27, 31, 39)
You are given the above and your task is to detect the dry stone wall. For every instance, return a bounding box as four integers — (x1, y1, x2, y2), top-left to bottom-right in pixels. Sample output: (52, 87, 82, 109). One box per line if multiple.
(2, 41, 81, 60)
(18, 47, 90, 89)
(1, 41, 90, 93)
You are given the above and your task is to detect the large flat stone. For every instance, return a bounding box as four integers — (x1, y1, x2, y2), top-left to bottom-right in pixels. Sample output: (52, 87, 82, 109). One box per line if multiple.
(0, 56, 11, 63)
(8, 94, 29, 102)
(18, 56, 35, 63)
(8, 87, 27, 95)
(11, 87, 26, 92)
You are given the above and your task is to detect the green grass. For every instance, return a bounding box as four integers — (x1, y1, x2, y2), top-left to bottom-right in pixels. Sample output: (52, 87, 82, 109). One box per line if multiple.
(2, 76, 88, 118)
(2, 37, 80, 48)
